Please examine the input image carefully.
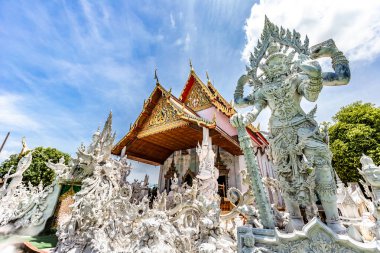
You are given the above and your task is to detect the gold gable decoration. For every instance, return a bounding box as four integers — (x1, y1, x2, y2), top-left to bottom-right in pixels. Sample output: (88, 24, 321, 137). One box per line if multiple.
(185, 82, 212, 111)
(139, 96, 188, 138)
(147, 97, 178, 128)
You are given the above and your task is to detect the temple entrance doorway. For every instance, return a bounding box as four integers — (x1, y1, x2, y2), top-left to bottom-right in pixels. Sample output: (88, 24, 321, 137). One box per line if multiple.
(217, 175, 227, 198)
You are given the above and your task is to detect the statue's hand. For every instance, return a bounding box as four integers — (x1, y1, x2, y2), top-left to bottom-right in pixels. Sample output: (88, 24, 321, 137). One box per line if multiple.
(230, 112, 255, 128)
(310, 39, 338, 59)
(234, 97, 249, 108)
(234, 75, 250, 108)
(300, 60, 321, 78)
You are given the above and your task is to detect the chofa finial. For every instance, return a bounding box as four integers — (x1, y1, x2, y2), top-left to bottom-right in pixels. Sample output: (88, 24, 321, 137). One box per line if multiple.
(206, 71, 210, 82)
(189, 59, 194, 71)
(154, 68, 159, 85)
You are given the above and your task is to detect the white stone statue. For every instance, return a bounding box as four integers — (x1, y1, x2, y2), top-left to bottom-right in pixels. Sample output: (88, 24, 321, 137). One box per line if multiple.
(0, 152, 35, 231)
(72, 113, 116, 180)
(196, 128, 219, 200)
(358, 154, 380, 240)
(336, 179, 377, 242)
(46, 157, 71, 181)
(0, 152, 32, 196)
(130, 174, 150, 203)
(0, 149, 62, 237)
(231, 17, 350, 234)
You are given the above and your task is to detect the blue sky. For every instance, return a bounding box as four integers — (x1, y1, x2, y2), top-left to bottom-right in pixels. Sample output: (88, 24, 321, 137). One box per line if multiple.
(1, 0, 379, 183)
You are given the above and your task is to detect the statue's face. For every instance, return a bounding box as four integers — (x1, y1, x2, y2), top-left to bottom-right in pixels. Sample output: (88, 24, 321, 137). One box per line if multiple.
(261, 53, 290, 82)
(362, 167, 380, 187)
(266, 55, 288, 77)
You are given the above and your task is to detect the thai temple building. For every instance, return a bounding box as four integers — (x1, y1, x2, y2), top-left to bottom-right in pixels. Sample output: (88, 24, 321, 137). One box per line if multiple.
(112, 66, 278, 205)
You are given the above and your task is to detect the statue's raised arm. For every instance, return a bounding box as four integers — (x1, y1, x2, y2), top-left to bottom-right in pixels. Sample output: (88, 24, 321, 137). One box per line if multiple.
(310, 39, 350, 86)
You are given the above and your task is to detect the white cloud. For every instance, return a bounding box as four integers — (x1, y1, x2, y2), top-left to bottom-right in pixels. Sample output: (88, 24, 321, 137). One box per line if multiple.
(243, 0, 380, 63)
(0, 150, 13, 162)
(79, 0, 101, 39)
(170, 12, 176, 28)
(174, 33, 191, 51)
(0, 93, 40, 131)
(0, 140, 16, 162)
(184, 33, 191, 51)
(0, 133, 23, 162)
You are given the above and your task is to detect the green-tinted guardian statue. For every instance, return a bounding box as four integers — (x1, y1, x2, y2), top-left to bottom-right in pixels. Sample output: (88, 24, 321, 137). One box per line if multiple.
(231, 17, 350, 234)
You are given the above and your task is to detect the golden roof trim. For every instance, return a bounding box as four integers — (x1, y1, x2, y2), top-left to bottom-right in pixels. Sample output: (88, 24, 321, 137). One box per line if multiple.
(138, 121, 190, 138)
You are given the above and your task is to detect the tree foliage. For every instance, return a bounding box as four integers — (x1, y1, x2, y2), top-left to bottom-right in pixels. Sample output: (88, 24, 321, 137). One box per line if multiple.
(329, 101, 380, 183)
(0, 147, 71, 187)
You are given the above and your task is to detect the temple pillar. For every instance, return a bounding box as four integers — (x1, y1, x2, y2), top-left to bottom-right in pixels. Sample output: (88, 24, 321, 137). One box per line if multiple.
(158, 165, 164, 192)
(177, 151, 185, 184)
(120, 146, 126, 158)
(202, 127, 211, 147)
(189, 148, 197, 174)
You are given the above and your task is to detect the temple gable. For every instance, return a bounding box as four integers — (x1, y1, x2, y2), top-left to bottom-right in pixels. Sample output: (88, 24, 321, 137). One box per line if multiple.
(146, 97, 178, 128)
(139, 96, 187, 138)
(183, 80, 213, 111)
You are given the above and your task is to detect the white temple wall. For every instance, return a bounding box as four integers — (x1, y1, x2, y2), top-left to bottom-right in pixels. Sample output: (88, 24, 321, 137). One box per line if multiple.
(197, 107, 238, 137)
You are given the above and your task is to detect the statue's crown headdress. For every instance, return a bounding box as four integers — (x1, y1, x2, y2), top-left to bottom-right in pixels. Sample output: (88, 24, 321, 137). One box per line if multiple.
(248, 16, 310, 87)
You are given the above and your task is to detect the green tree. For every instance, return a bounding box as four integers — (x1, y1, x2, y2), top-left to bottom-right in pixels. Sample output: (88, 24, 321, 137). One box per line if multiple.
(329, 101, 380, 183)
(0, 147, 71, 187)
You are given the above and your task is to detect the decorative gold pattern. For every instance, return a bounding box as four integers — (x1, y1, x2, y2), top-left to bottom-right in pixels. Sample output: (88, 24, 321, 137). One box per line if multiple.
(138, 121, 189, 138)
(146, 97, 178, 128)
(184, 82, 212, 111)
(179, 113, 216, 128)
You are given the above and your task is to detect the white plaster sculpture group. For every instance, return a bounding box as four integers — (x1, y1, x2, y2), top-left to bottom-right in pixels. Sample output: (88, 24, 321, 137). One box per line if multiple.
(1, 16, 380, 253)
(336, 174, 376, 242)
(359, 155, 380, 240)
(0, 151, 62, 237)
(52, 114, 246, 253)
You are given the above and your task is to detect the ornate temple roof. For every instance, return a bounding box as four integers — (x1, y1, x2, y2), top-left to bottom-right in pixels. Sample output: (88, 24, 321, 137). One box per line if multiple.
(179, 69, 268, 145)
(112, 69, 268, 165)
(179, 69, 235, 116)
